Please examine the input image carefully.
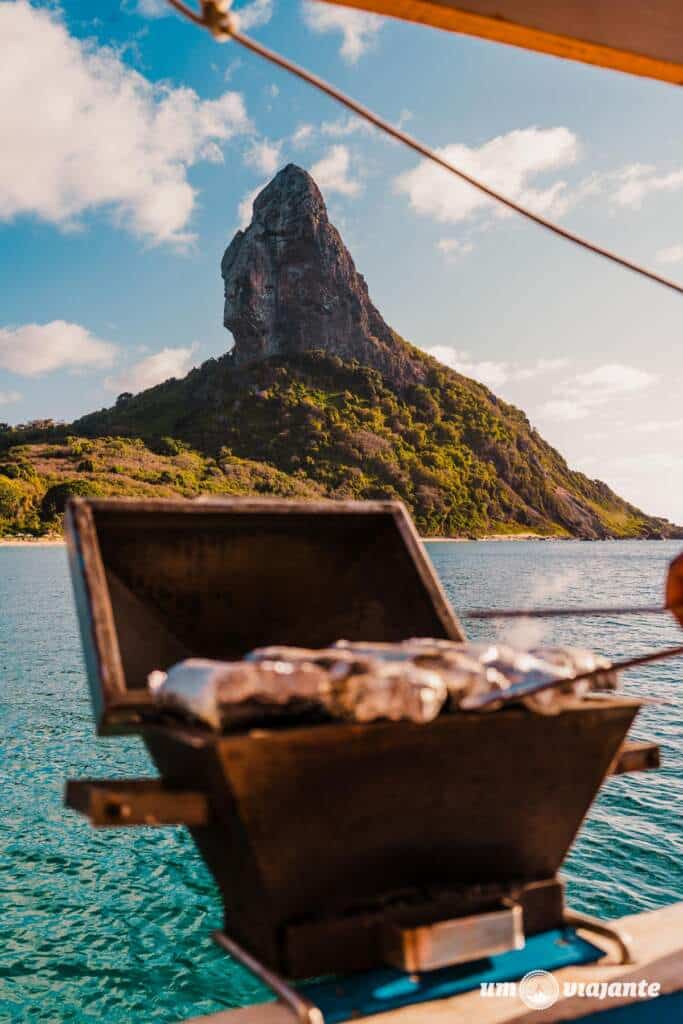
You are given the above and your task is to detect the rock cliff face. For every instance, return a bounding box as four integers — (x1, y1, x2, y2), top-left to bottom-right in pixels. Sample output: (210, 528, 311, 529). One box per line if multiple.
(221, 164, 425, 386)
(60, 164, 680, 541)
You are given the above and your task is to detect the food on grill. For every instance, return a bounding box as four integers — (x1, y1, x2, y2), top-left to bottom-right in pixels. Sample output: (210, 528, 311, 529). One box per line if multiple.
(149, 657, 329, 730)
(150, 640, 618, 730)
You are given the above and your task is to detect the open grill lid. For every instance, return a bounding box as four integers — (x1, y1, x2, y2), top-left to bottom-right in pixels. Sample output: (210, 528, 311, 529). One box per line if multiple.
(65, 497, 464, 733)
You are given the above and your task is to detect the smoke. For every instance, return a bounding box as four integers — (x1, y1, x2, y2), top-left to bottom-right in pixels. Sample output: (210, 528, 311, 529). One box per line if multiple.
(503, 569, 580, 649)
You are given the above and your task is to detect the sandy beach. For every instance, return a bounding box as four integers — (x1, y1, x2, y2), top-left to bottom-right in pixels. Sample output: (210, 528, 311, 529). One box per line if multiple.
(1, 534, 557, 546)
(0, 537, 65, 546)
(423, 532, 558, 542)
(0, 533, 558, 547)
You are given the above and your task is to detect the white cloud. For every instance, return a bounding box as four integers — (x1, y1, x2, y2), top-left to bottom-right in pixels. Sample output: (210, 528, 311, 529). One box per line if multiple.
(0, 321, 118, 376)
(292, 123, 314, 147)
(610, 164, 683, 209)
(105, 344, 199, 394)
(290, 109, 405, 153)
(394, 127, 579, 227)
(656, 244, 683, 264)
(632, 418, 683, 434)
(135, 0, 166, 15)
(426, 347, 567, 392)
(566, 164, 683, 215)
(309, 145, 361, 197)
(322, 115, 372, 138)
(223, 58, 243, 82)
(537, 363, 656, 422)
(237, 181, 267, 228)
(538, 399, 589, 422)
(244, 138, 282, 175)
(136, 0, 273, 28)
(437, 238, 473, 259)
(429, 349, 509, 389)
(514, 358, 569, 380)
(234, 0, 274, 30)
(291, 112, 388, 150)
(0, 391, 22, 406)
(301, 1, 383, 62)
(0, 3, 250, 246)
(573, 364, 656, 400)
(573, 451, 683, 522)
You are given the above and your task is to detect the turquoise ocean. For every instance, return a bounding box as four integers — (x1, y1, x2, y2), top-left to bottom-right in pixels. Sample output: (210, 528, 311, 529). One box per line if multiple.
(1, 540, 682, 1022)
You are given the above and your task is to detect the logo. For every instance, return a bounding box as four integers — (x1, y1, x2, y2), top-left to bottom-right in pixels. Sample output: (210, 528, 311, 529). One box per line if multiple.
(480, 973, 661, 1007)
(518, 970, 561, 1010)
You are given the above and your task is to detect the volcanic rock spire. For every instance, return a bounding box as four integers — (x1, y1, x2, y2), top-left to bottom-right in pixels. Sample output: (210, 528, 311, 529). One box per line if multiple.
(221, 164, 425, 385)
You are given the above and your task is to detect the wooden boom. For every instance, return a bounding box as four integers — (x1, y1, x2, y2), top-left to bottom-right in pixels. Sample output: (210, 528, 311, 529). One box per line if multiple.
(318, 1, 683, 85)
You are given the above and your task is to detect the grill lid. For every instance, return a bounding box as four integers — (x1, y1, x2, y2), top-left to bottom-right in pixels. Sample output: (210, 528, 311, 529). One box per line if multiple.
(65, 497, 463, 732)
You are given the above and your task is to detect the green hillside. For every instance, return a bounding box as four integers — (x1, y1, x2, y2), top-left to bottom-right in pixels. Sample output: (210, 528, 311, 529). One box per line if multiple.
(1, 346, 675, 540)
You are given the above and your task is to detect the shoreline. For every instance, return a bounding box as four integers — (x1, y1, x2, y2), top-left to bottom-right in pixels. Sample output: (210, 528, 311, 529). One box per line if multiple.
(0, 533, 556, 547)
(0, 533, 674, 546)
(423, 532, 559, 543)
(0, 538, 65, 546)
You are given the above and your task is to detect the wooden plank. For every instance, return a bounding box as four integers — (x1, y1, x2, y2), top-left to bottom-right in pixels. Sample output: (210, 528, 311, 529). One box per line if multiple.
(64, 778, 210, 827)
(608, 740, 660, 776)
(104, 569, 191, 689)
(319, 1, 683, 85)
(65, 500, 129, 732)
(83, 497, 408, 517)
(390, 502, 465, 641)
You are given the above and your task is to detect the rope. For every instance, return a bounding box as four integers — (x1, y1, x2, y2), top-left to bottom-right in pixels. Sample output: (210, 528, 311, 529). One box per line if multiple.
(165, 0, 683, 296)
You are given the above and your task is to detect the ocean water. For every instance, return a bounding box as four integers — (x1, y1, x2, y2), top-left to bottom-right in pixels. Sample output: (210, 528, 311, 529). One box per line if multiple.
(1, 540, 681, 1023)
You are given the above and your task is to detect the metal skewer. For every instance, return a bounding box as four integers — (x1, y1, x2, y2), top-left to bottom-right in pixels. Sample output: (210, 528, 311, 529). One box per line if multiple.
(462, 643, 683, 710)
(467, 554, 683, 625)
(466, 604, 680, 621)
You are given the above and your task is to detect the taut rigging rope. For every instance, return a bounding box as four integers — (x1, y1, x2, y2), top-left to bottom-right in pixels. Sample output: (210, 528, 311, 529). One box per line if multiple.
(166, 0, 683, 296)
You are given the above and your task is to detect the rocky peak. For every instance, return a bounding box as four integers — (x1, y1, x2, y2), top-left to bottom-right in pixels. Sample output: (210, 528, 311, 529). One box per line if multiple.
(221, 164, 425, 385)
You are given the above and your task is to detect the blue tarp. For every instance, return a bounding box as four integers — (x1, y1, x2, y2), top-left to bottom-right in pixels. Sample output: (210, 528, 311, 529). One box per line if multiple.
(298, 927, 604, 1022)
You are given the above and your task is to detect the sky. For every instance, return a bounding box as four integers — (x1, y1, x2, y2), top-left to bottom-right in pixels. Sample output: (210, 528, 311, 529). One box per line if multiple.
(1, 0, 682, 522)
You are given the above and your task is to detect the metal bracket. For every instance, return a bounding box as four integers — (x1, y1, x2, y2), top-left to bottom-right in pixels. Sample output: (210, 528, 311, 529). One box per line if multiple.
(608, 740, 660, 776)
(563, 909, 634, 965)
(382, 900, 525, 972)
(65, 778, 209, 827)
(212, 931, 325, 1024)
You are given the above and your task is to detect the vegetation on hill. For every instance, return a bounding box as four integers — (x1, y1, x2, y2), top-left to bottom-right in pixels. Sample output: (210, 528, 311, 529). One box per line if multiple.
(0, 433, 322, 538)
(1, 346, 675, 540)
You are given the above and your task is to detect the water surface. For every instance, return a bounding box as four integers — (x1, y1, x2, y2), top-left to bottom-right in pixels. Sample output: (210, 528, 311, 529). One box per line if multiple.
(1, 541, 681, 1022)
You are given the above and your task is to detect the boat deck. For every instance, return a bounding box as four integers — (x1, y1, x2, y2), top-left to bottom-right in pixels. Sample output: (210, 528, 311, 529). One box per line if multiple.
(183, 902, 683, 1023)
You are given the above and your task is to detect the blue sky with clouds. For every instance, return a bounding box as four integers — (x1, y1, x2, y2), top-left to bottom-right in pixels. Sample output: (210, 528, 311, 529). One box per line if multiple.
(1, 0, 682, 520)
